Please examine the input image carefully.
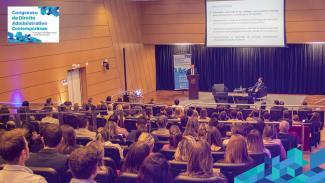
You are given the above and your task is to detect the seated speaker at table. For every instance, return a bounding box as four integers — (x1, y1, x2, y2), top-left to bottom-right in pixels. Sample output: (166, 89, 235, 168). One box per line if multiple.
(248, 77, 267, 98)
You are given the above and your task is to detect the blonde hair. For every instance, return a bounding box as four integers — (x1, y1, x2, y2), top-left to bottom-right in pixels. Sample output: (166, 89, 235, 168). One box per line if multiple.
(187, 140, 213, 178)
(247, 129, 265, 153)
(224, 134, 252, 163)
(174, 136, 195, 162)
(86, 140, 105, 168)
(138, 132, 155, 151)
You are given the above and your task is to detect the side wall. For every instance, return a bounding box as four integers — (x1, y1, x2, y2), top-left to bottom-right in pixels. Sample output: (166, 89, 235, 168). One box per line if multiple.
(141, 0, 325, 44)
(0, 0, 155, 104)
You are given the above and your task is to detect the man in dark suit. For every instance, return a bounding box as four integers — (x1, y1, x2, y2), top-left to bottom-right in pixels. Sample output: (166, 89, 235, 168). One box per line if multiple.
(277, 120, 298, 149)
(186, 64, 198, 76)
(26, 123, 68, 179)
(248, 77, 264, 95)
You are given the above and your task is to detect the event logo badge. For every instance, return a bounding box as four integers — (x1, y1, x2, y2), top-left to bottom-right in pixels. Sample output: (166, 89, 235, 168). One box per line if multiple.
(8, 6, 60, 43)
(235, 148, 325, 183)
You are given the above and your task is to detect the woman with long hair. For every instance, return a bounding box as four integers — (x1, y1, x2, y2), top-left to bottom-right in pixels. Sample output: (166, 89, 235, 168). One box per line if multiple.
(174, 136, 196, 162)
(183, 118, 199, 138)
(247, 129, 271, 158)
(224, 134, 252, 163)
(138, 153, 173, 183)
(183, 140, 227, 182)
(207, 127, 224, 152)
(263, 125, 286, 159)
(122, 142, 150, 173)
(57, 125, 79, 154)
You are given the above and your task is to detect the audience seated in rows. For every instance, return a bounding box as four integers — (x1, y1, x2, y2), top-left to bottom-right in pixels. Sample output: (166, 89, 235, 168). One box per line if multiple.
(26, 123, 69, 178)
(247, 129, 271, 158)
(262, 125, 286, 159)
(75, 118, 96, 140)
(181, 140, 227, 182)
(138, 153, 172, 183)
(0, 129, 47, 183)
(122, 142, 150, 174)
(69, 147, 98, 183)
(57, 125, 79, 155)
(277, 120, 298, 149)
(152, 115, 170, 137)
(162, 125, 182, 150)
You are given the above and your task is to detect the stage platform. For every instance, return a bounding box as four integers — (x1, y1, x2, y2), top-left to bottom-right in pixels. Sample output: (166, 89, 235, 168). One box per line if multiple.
(144, 90, 325, 107)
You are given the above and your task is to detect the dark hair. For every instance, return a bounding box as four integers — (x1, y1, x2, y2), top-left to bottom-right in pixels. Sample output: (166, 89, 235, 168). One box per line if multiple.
(186, 108, 194, 117)
(200, 108, 208, 119)
(230, 110, 237, 119)
(166, 107, 173, 117)
(252, 110, 259, 118)
(274, 100, 280, 105)
(78, 117, 89, 128)
(0, 129, 27, 163)
(302, 101, 308, 106)
(263, 112, 271, 120)
(57, 125, 77, 154)
(69, 147, 98, 179)
(42, 123, 62, 147)
(174, 99, 180, 106)
(106, 96, 112, 102)
(208, 117, 219, 127)
(138, 153, 172, 183)
(207, 127, 223, 148)
(218, 111, 228, 121)
(122, 142, 150, 173)
(169, 125, 182, 148)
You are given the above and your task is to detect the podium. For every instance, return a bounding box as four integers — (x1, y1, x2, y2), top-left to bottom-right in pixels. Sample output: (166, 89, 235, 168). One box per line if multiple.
(187, 74, 199, 100)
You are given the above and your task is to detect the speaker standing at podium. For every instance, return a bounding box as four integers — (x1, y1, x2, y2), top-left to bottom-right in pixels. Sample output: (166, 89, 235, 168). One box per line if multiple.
(186, 64, 198, 76)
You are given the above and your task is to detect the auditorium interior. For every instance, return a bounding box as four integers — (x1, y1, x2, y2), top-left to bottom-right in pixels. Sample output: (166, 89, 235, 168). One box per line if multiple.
(1, 0, 325, 183)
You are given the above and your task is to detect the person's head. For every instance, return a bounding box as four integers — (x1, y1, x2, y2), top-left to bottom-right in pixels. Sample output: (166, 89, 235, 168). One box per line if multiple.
(122, 142, 150, 173)
(207, 127, 223, 148)
(0, 128, 29, 164)
(69, 147, 98, 180)
(42, 123, 62, 148)
(138, 132, 155, 152)
(157, 115, 168, 129)
(200, 108, 208, 119)
(57, 125, 76, 154)
(174, 136, 196, 162)
(279, 101, 285, 105)
(174, 107, 183, 117)
(302, 101, 308, 106)
(279, 120, 290, 134)
(106, 96, 112, 102)
(258, 77, 263, 83)
(166, 107, 173, 117)
(208, 117, 219, 127)
(78, 117, 89, 129)
(262, 125, 275, 139)
(169, 125, 182, 149)
(102, 121, 118, 140)
(260, 102, 267, 110)
(198, 123, 208, 140)
(236, 111, 244, 120)
(293, 115, 299, 122)
(187, 140, 213, 178)
(186, 108, 194, 117)
(138, 153, 172, 183)
(252, 110, 259, 118)
(87, 141, 104, 167)
(174, 99, 180, 106)
(274, 100, 280, 105)
(230, 110, 237, 119)
(218, 111, 228, 121)
(87, 98, 93, 104)
(225, 134, 251, 163)
(183, 118, 199, 137)
(263, 112, 271, 121)
(247, 129, 265, 153)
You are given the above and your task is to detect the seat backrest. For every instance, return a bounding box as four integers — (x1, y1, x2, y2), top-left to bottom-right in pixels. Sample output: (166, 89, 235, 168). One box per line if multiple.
(116, 172, 138, 183)
(211, 151, 225, 163)
(174, 175, 224, 183)
(95, 167, 116, 183)
(169, 160, 188, 178)
(265, 144, 281, 158)
(104, 146, 121, 168)
(103, 157, 117, 176)
(124, 119, 137, 132)
(248, 152, 267, 166)
(160, 149, 176, 160)
(156, 135, 170, 141)
(76, 136, 92, 146)
(30, 167, 61, 183)
(154, 141, 169, 152)
(96, 117, 107, 128)
(213, 162, 253, 183)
